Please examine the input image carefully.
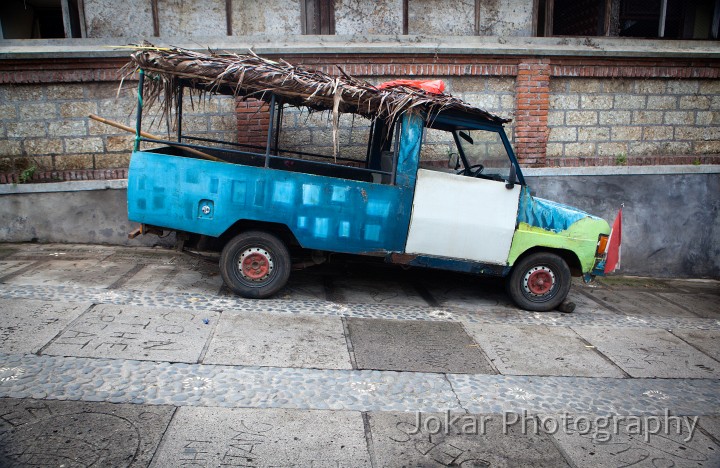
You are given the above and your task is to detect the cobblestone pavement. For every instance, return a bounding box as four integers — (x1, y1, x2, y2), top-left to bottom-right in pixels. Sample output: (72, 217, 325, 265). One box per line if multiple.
(0, 242, 718, 467)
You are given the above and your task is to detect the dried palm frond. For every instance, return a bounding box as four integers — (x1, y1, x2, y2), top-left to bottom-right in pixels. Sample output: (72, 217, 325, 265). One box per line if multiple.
(123, 44, 510, 150)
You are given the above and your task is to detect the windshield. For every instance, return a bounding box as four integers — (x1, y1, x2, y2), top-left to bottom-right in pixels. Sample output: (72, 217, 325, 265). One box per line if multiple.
(454, 129, 513, 182)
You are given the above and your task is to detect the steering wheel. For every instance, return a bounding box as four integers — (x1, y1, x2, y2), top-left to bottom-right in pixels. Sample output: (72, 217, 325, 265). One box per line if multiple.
(456, 164, 484, 177)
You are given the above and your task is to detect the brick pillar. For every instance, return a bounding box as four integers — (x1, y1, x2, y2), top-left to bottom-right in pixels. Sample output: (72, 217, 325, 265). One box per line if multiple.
(514, 60, 550, 167)
(235, 98, 271, 149)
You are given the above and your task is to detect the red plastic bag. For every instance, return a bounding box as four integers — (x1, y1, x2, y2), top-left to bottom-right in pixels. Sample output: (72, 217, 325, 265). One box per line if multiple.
(378, 79, 446, 95)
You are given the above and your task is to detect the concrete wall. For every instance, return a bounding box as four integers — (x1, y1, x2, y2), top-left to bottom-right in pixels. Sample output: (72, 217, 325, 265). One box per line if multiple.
(547, 78, 720, 160)
(408, 0, 474, 35)
(335, 0, 402, 35)
(2, 166, 717, 278)
(524, 166, 720, 279)
(0, 180, 174, 247)
(84, 0, 154, 38)
(81, 0, 532, 38)
(477, 0, 534, 37)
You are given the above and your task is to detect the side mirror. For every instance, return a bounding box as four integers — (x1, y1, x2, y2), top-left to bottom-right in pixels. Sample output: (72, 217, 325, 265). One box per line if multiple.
(505, 164, 517, 189)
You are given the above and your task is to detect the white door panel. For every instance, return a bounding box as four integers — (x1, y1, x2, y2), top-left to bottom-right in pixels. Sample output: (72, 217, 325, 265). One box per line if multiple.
(405, 169, 521, 264)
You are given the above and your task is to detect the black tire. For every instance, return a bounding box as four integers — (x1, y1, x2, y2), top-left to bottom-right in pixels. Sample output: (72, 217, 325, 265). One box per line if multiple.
(220, 230, 291, 299)
(506, 252, 571, 312)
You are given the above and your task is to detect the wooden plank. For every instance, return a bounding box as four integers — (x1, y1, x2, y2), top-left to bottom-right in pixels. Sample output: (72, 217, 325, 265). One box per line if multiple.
(60, 0, 73, 38)
(544, 0, 554, 37)
(658, 0, 667, 37)
(151, 0, 160, 37)
(77, 0, 88, 38)
(404, 0, 409, 35)
(603, 0, 612, 35)
(225, 0, 233, 35)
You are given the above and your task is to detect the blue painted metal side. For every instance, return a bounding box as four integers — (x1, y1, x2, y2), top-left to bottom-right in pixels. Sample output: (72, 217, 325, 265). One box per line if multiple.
(517, 186, 601, 233)
(128, 113, 424, 255)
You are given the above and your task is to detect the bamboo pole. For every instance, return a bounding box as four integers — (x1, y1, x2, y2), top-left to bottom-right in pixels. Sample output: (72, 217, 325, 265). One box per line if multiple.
(88, 114, 222, 162)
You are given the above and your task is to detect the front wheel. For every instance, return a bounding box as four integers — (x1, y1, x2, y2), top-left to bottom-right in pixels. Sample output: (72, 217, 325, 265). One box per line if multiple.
(506, 252, 571, 312)
(220, 230, 291, 298)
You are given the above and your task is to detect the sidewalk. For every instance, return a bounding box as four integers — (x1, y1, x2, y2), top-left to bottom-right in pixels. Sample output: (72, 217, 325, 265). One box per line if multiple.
(0, 242, 718, 467)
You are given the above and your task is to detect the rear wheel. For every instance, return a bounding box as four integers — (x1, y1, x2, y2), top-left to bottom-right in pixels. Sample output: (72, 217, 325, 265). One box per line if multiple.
(506, 252, 571, 311)
(220, 230, 291, 298)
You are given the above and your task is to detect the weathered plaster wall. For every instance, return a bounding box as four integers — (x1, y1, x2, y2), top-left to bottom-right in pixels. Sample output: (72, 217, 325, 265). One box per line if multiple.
(547, 78, 720, 161)
(84, 0, 154, 38)
(408, 0, 474, 35)
(157, 0, 226, 37)
(477, 0, 534, 36)
(335, 0, 403, 35)
(232, 0, 301, 35)
(81, 0, 535, 38)
(2, 168, 718, 278)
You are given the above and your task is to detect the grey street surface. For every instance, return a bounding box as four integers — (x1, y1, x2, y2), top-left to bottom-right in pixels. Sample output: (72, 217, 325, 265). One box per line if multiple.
(0, 242, 718, 467)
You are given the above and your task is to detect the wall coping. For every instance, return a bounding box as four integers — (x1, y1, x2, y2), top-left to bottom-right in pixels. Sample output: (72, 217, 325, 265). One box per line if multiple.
(523, 165, 720, 177)
(0, 179, 127, 194)
(1, 36, 719, 60)
(1, 165, 717, 195)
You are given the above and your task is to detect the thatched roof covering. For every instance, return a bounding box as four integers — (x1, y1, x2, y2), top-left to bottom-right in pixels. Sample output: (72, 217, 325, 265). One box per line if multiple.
(126, 45, 511, 126)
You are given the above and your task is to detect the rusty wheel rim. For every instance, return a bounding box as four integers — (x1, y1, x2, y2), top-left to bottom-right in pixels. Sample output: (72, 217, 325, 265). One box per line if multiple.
(523, 266, 555, 297)
(238, 248, 274, 282)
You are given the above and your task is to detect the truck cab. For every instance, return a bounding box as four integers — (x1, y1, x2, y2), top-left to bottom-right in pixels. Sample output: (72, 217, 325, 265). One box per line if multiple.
(125, 47, 614, 311)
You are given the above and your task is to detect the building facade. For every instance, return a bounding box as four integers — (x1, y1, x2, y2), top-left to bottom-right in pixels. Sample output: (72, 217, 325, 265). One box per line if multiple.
(0, 0, 718, 182)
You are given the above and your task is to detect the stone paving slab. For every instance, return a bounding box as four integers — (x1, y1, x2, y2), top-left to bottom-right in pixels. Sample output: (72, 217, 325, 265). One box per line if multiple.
(41, 304, 220, 363)
(119, 264, 176, 291)
(278, 273, 327, 301)
(658, 293, 720, 319)
(346, 318, 495, 374)
(367, 411, 571, 467)
(4, 260, 137, 289)
(0, 260, 30, 278)
(660, 279, 720, 295)
(0, 353, 461, 412)
(425, 283, 513, 311)
(698, 415, 720, 443)
(572, 327, 720, 378)
(550, 413, 720, 467)
(580, 289, 701, 318)
(565, 286, 615, 314)
(463, 323, 626, 377)
(333, 276, 430, 307)
(151, 406, 371, 467)
(161, 268, 223, 295)
(202, 312, 352, 369)
(671, 329, 720, 362)
(0, 298, 90, 354)
(0, 397, 173, 467)
(3, 244, 116, 261)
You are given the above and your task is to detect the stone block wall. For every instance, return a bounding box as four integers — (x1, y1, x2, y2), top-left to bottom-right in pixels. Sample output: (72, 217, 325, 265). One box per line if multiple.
(0, 81, 237, 178)
(547, 78, 720, 164)
(1, 52, 719, 183)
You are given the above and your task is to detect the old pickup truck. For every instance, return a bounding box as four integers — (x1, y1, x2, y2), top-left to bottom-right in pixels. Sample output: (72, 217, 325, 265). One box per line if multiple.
(123, 47, 616, 311)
